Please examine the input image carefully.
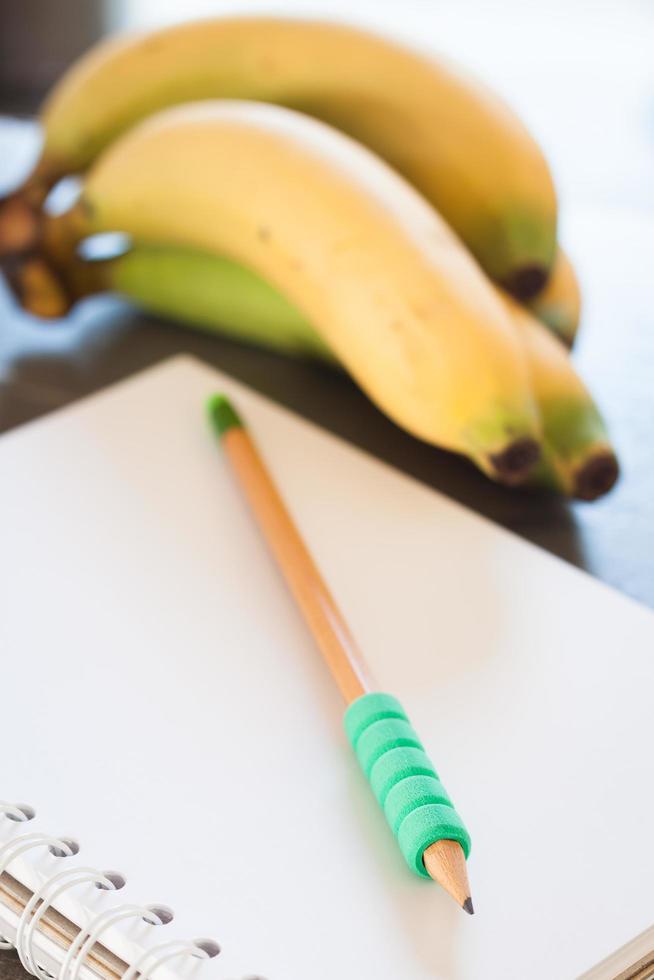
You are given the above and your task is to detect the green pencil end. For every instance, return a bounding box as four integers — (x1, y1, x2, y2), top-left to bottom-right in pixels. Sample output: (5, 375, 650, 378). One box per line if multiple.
(207, 393, 243, 438)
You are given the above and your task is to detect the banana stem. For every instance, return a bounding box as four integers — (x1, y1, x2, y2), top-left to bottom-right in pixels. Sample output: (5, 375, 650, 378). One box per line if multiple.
(0, 157, 60, 257)
(0, 192, 43, 257)
(3, 204, 108, 318)
(41, 203, 89, 266)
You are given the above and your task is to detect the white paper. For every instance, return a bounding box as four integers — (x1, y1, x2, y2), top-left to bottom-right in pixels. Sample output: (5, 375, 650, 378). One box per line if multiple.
(2, 355, 653, 979)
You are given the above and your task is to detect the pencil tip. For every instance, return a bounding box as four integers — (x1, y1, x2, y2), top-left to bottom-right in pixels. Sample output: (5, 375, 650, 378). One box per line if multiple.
(423, 839, 473, 914)
(207, 393, 243, 437)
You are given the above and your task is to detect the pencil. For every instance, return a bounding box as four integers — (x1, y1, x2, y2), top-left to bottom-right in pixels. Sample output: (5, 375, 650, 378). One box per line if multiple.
(207, 394, 473, 914)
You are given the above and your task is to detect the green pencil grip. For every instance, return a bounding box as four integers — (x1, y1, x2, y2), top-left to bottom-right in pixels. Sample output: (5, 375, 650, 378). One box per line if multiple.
(344, 692, 471, 878)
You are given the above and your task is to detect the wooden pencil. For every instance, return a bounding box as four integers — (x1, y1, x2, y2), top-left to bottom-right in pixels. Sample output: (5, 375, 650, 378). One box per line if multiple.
(208, 393, 473, 914)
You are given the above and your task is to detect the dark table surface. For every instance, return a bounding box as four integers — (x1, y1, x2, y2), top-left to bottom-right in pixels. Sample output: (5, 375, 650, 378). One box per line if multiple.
(1, 5, 654, 977)
(0, 953, 21, 980)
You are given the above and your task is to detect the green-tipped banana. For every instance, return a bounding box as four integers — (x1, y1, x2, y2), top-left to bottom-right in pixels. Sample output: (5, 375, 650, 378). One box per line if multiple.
(61, 235, 615, 500)
(5, 16, 556, 295)
(43, 100, 546, 485)
(527, 247, 581, 348)
(502, 296, 617, 500)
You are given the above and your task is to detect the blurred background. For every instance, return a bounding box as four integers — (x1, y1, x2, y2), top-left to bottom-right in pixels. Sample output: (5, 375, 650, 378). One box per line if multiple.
(0, 0, 653, 605)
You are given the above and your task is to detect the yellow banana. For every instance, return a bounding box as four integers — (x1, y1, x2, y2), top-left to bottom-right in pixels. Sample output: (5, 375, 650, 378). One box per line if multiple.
(32, 236, 614, 499)
(46, 100, 542, 483)
(103, 243, 610, 499)
(527, 247, 581, 348)
(502, 296, 617, 499)
(5, 16, 556, 295)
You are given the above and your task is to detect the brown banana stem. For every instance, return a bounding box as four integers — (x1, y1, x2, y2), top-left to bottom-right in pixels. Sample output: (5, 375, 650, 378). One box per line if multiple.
(0, 155, 60, 257)
(0, 193, 44, 256)
(41, 204, 89, 266)
(3, 204, 109, 318)
(3, 253, 72, 318)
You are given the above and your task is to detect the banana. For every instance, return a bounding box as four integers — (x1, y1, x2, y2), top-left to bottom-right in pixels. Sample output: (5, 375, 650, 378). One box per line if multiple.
(527, 247, 581, 348)
(502, 296, 618, 500)
(115, 247, 612, 500)
(40, 237, 614, 500)
(43, 100, 542, 483)
(3, 16, 556, 296)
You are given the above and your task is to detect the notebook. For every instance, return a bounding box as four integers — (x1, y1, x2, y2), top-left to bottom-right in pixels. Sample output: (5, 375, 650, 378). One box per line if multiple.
(2, 354, 654, 980)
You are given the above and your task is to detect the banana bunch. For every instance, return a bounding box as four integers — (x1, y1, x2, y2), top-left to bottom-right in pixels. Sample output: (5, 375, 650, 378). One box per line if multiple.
(1, 16, 614, 496)
(2, 16, 557, 296)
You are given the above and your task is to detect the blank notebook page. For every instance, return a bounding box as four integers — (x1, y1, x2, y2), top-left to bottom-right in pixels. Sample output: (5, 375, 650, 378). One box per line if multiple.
(2, 355, 653, 980)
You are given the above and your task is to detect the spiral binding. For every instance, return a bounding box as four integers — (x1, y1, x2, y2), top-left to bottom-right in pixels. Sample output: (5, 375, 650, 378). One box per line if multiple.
(17, 866, 123, 980)
(0, 804, 233, 980)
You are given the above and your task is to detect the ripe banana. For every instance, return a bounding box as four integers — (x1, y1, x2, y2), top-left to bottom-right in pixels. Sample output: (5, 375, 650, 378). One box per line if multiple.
(43, 100, 542, 483)
(527, 248, 581, 348)
(38, 237, 614, 500)
(503, 296, 617, 499)
(6, 16, 557, 296)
